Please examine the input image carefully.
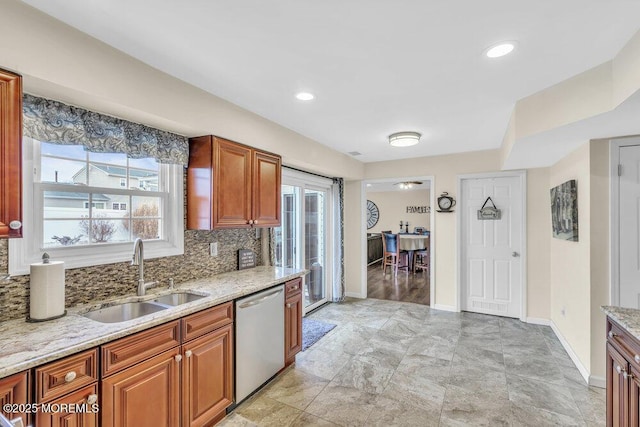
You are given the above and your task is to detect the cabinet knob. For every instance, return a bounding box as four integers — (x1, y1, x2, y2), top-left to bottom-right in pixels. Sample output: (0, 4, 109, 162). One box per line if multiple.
(174, 355, 182, 363)
(87, 394, 98, 405)
(248, 219, 254, 225)
(286, 303, 292, 308)
(254, 220, 258, 225)
(185, 350, 192, 358)
(9, 220, 21, 230)
(609, 331, 616, 339)
(64, 371, 77, 383)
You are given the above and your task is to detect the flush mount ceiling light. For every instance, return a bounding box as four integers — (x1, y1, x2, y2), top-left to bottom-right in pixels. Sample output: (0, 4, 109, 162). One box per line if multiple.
(395, 181, 423, 190)
(485, 41, 517, 58)
(388, 131, 421, 147)
(295, 92, 315, 101)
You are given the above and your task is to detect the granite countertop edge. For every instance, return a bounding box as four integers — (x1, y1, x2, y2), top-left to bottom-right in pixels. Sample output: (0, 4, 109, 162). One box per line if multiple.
(0, 266, 307, 379)
(602, 305, 640, 341)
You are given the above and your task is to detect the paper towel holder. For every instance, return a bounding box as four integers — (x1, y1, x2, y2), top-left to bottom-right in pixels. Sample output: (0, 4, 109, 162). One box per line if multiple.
(26, 253, 67, 323)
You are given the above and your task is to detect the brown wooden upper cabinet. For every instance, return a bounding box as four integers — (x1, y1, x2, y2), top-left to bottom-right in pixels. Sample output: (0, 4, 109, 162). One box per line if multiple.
(187, 135, 281, 229)
(0, 69, 22, 239)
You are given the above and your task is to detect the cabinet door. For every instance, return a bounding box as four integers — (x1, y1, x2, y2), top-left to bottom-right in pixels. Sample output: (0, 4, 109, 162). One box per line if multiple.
(252, 150, 281, 227)
(101, 348, 181, 427)
(0, 371, 29, 426)
(182, 324, 233, 427)
(0, 69, 22, 239)
(608, 343, 629, 427)
(285, 293, 303, 364)
(214, 138, 252, 228)
(630, 363, 640, 426)
(36, 383, 98, 427)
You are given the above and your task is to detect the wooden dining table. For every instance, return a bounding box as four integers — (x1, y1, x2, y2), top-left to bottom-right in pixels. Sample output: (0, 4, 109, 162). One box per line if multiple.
(399, 234, 430, 271)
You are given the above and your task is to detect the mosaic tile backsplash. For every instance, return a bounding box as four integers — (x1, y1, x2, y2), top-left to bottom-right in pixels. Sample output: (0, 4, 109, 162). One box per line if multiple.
(0, 225, 263, 322)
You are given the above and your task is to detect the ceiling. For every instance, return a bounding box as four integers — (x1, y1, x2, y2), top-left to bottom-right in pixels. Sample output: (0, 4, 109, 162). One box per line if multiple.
(20, 0, 640, 164)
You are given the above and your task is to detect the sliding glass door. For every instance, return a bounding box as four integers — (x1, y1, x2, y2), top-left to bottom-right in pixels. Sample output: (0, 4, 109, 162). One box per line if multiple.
(275, 170, 333, 312)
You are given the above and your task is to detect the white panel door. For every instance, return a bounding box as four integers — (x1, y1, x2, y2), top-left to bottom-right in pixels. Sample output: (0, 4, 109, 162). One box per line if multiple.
(619, 145, 640, 308)
(461, 175, 523, 318)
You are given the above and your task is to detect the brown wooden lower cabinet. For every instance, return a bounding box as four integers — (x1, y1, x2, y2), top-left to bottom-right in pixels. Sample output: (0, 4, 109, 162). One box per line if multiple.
(101, 347, 181, 427)
(36, 383, 99, 427)
(284, 278, 303, 366)
(0, 370, 29, 426)
(606, 315, 640, 426)
(182, 323, 233, 427)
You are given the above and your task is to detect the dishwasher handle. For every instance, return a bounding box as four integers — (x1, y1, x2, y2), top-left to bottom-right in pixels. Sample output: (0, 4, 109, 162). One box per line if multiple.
(237, 288, 283, 309)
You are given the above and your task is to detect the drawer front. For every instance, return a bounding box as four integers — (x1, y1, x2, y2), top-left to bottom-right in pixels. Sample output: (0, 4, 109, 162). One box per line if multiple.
(35, 383, 99, 427)
(102, 320, 181, 377)
(284, 278, 302, 298)
(36, 349, 98, 403)
(608, 319, 640, 369)
(182, 302, 233, 342)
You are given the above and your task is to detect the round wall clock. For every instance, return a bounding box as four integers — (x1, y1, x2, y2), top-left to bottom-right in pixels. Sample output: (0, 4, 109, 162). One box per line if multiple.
(437, 192, 456, 212)
(366, 200, 379, 229)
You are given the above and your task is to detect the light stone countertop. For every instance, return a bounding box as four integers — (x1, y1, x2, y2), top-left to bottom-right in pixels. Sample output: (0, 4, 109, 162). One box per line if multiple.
(0, 266, 306, 379)
(602, 306, 640, 341)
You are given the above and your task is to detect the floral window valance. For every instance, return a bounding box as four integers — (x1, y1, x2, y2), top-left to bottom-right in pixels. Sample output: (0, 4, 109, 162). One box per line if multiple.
(23, 94, 189, 166)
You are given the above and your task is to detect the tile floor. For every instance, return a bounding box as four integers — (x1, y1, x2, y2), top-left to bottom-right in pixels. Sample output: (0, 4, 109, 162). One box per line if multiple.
(219, 298, 605, 426)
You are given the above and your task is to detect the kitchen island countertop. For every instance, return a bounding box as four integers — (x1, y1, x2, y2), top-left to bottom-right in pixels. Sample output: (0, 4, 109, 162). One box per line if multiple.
(0, 266, 306, 378)
(602, 305, 640, 342)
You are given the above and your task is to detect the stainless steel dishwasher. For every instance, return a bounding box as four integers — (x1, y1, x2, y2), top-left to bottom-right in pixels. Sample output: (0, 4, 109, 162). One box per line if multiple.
(235, 285, 284, 403)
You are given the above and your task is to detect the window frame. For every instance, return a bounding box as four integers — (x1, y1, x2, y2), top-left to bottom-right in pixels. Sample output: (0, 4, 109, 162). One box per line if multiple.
(9, 137, 184, 275)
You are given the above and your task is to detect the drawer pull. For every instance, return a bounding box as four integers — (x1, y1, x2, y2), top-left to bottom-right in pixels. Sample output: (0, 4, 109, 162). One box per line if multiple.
(185, 350, 192, 358)
(609, 331, 616, 339)
(174, 355, 182, 363)
(64, 371, 77, 383)
(635, 355, 640, 364)
(87, 394, 98, 405)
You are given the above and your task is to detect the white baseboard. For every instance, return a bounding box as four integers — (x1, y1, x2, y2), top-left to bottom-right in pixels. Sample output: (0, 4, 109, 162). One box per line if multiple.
(589, 375, 606, 388)
(549, 321, 592, 386)
(526, 317, 551, 326)
(345, 292, 365, 299)
(432, 304, 457, 312)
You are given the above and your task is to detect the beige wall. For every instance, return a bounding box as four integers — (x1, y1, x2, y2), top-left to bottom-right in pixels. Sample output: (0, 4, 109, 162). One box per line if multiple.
(0, 0, 364, 181)
(344, 181, 364, 296)
(526, 167, 552, 320)
(367, 190, 430, 234)
(590, 140, 611, 380)
(549, 143, 592, 373)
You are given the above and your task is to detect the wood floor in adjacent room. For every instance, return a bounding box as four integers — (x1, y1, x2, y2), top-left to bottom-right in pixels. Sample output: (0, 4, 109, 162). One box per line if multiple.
(366, 262, 430, 306)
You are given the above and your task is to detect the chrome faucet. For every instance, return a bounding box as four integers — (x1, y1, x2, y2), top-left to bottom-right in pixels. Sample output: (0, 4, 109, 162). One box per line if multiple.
(131, 238, 156, 296)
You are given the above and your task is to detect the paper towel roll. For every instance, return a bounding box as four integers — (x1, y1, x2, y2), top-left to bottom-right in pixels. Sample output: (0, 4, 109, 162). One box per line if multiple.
(30, 260, 65, 321)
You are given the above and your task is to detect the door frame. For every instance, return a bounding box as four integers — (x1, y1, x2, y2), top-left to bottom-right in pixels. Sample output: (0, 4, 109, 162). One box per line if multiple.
(609, 136, 640, 306)
(456, 170, 527, 321)
(360, 175, 436, 305)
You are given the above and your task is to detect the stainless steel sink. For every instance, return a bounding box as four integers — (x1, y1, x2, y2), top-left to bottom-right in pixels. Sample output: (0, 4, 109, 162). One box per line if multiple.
(151, 292, 205, 307)
(82, 301, 167, 323)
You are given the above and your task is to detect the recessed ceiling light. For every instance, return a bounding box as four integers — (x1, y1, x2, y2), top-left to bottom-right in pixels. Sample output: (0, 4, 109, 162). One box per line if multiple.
(485, 42, 516, 58)
(295, 92, 315, 101)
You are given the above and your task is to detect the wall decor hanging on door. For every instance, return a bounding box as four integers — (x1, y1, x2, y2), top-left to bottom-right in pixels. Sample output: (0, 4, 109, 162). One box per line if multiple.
(550, 179, 578, 241)
(477, 197, 501, 220)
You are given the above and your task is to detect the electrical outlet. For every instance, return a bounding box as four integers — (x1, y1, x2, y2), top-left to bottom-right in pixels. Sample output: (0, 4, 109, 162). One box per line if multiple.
(209, 242, 218, 256)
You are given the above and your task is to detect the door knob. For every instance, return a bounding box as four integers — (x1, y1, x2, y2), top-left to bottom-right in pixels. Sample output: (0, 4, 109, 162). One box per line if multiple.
(512, 252, 520, 257)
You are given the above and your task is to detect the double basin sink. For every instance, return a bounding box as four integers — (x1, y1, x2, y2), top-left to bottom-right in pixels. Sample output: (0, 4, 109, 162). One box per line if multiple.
(82, 292, 207, 324)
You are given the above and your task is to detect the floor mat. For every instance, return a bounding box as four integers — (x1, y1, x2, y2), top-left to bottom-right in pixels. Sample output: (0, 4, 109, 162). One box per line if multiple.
(302, 318, 336, 351)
